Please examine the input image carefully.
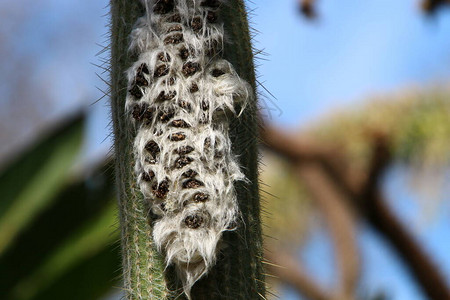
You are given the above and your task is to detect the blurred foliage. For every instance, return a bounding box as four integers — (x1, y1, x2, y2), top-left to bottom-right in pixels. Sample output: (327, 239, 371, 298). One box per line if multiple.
(0, 89, 449, 299)
(0, 114, 84, 255)
(310, 89, 450, 170)
(0, 115, 120, 300)
(262, 90, 450, 249)
(260, 152, 312, 249)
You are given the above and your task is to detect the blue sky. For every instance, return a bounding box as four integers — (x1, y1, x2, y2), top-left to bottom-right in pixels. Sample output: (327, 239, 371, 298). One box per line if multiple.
(248, 0, 450, 299)
(286, 165, 450, 300)
(2, 0, 449, 299)
(252, 0, 450, 126)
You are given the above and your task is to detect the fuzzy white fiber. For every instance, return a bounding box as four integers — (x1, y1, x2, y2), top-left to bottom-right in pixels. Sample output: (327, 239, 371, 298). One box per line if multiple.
(125, 0, 252, 297)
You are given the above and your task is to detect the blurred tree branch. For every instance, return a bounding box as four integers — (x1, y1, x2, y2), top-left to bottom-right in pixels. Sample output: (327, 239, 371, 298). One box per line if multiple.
(261, 124, 450, 300)
(264, 157, 359, 300)
(265, 250, 331, 300)
(262, 125, 359, 299)
(299, 0, 318, 19)
(422, 0, 450, 14)
(295, 163, 359, 300)
(298, 0, 450, 19)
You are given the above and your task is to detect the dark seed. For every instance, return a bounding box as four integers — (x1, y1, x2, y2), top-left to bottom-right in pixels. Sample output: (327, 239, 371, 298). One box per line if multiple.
(178, 100, 192, 112)
(205, 39, 221, 57)
(157, 52, 171, 62)
(163, 77, 176, 85)
(129, 84, 143, 99)
(179, 47, 190, 60)
(201, 100, 209, 111)
(199, 113, 209, 124)
(184, 214, 204, 229)
(166, 13, 181, 23)
(132, 104, 153, 123)
(143, 108, 155, 125)
(145, 141, 160, 161)
(182, 169, 198, 178)
(156, 90, 176, 101)
(191, 16, 203, 32)
(204, 137, 211, 148)
(170, 119, 190, 128)
(134, 64, 149, 88)
(214, 150, 223, 159)
(132, 105, 143, 120)
(164, 33, 183, 45)
(158, 108, 175, 122)
(142, 170, 155, 182)
(153, 0, 174, 14)
(167, 24, 182, 33)
(175, 145, 194, 155)
(135, 74, 148, 87)
(193, 192, 209, 202)
(211, 69, 225, 77)
(189, 83, 199, 93)
(182, 62, 201, 77)
(152, 179, 169, 198)
(138, 63, 149, 74)
(174, 156, 194, 168)
(154, 65, 169, 77)
(169, 132, 186, 141)
(206, 11, 217, 23)
(152, 128, 163, 136)
(182, 179, 204, 189)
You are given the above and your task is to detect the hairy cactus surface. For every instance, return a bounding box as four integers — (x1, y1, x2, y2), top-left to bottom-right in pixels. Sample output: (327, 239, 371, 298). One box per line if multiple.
(125, 0, 254, 295)
(110, 0, 264, 299)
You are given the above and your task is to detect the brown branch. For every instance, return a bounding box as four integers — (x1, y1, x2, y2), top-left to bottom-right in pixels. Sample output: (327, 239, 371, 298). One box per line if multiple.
(260, 125, 361, 199)
(359, 137, 450, 300)
(365, 194, 450, 300)
(422, 0, 450, 14)
(262, 126, 360, 298)
(360, 135, 391, 194)
(297, 0, 450, 18)
(262, 125, 450, 300)
(299, 0, 318, 19)
(295, 162, 359, 299)
(265, 250, 331, 300)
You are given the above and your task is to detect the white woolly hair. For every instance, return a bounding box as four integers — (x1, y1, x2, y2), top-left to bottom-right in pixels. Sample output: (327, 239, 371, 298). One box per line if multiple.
(125, 0, 252, 298)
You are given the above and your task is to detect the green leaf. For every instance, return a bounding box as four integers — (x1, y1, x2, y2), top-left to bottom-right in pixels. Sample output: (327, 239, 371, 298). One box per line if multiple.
(33, 240, 122, 300)
(10, 202, 119, 300)
(0, 114, 84, 255)
(0, 157, 116, 298)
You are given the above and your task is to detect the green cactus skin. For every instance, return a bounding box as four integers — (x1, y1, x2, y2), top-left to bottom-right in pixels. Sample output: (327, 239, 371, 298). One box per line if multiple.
(109, 1, 265, 299)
